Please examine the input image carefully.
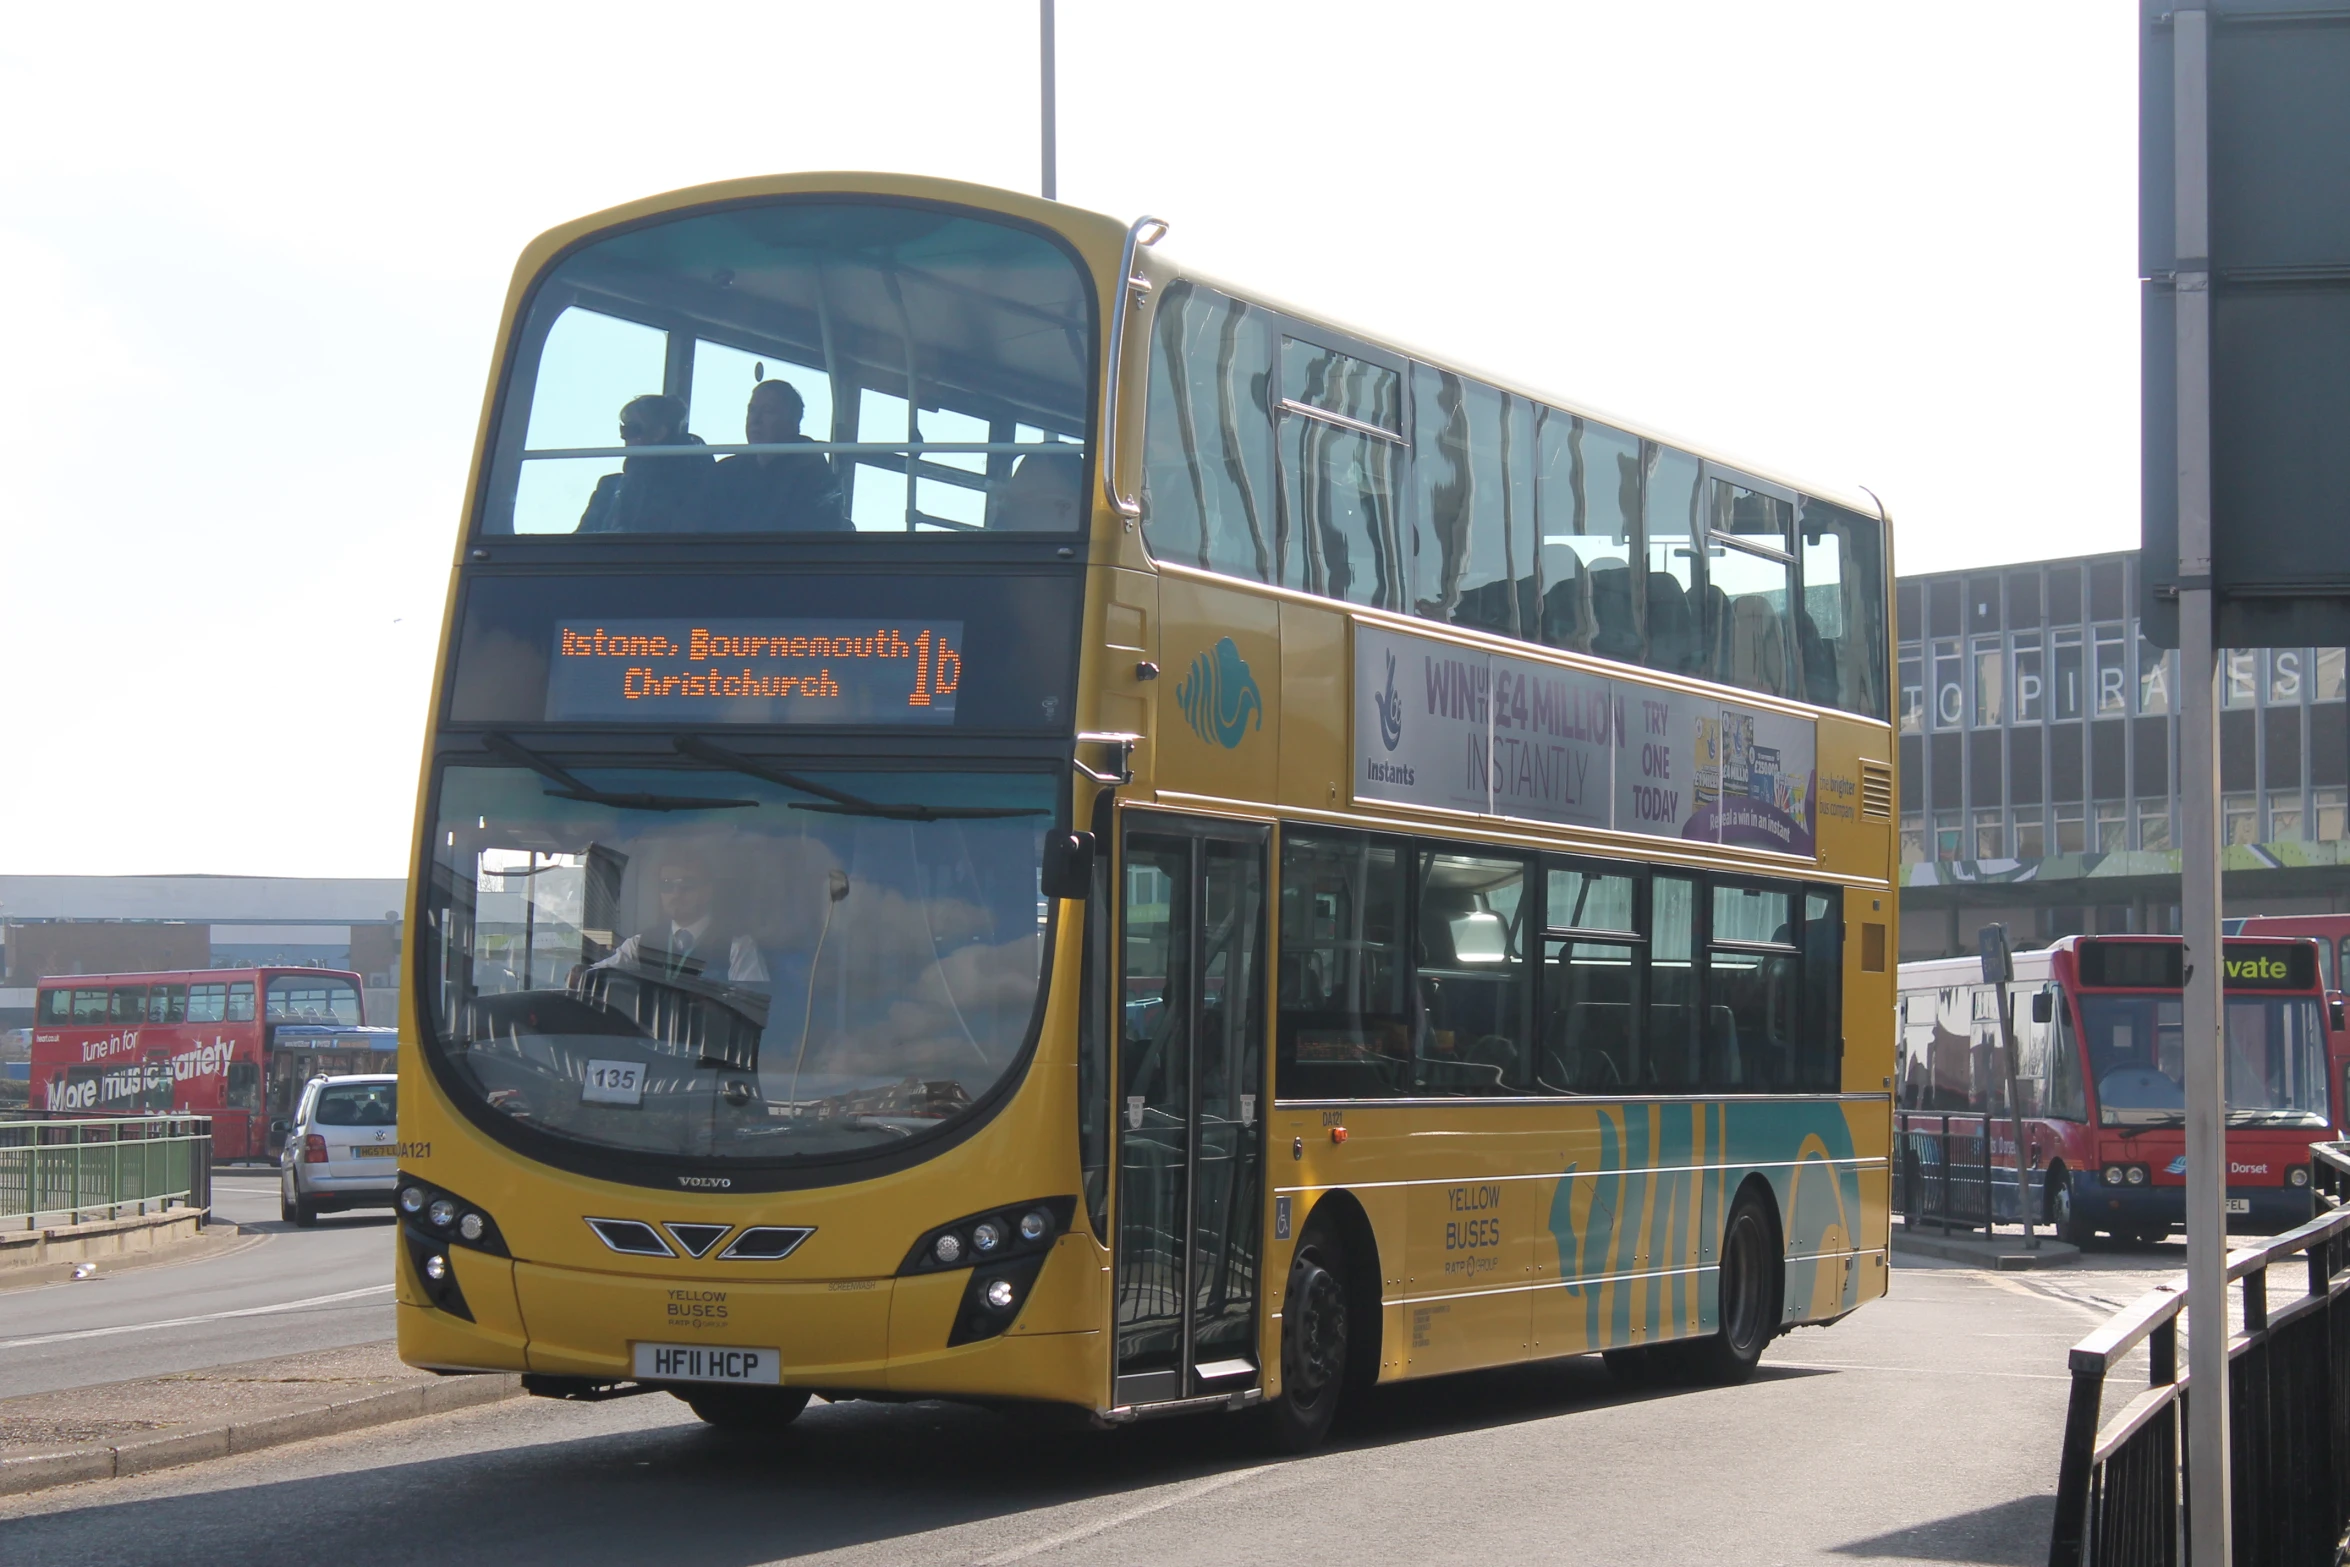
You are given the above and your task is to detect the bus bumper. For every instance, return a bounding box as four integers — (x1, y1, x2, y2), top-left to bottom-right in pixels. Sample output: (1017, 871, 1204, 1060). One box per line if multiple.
(2075, 1174, 2314, 1234)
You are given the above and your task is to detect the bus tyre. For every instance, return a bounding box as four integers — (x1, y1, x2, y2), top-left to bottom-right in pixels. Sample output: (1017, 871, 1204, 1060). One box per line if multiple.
(1683, 1190, 1781, 1386)
(1262, 1221, 1349, 1453)
(679, 1386, 812, 1432)
(2048, 1169, 2094, 1246)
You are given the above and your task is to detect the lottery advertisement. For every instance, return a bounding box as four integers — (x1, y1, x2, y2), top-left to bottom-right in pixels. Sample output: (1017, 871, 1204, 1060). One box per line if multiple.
(1354, 623, 1816, 856)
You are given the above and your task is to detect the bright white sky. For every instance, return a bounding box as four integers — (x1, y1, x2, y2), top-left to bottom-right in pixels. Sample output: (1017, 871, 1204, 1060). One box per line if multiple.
(0, 2, 2137, 879)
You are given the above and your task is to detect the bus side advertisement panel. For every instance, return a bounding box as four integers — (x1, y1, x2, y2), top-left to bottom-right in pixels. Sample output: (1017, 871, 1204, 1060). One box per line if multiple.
(1352, 623, 1817, 854)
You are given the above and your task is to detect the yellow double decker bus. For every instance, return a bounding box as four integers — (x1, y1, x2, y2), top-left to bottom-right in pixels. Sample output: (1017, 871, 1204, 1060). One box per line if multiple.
(398, 172, 1899, 1447)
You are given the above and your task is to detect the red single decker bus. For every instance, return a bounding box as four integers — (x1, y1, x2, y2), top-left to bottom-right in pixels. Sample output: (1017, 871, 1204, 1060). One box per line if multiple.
(1898, 935, 2329, 1245)
(30, 968, 392, 1161)
(2227, 914, 2350, 1134)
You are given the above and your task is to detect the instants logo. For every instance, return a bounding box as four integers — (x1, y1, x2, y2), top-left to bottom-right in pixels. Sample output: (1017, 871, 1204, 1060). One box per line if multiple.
(1375, 649, 1404, 752)
(1176, 637, 1264, 750)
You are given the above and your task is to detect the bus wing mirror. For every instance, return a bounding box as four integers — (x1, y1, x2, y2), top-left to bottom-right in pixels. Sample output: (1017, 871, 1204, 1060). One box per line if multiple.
(2031, 992, 2053, 1025)
(1040, 830, 1096, 902)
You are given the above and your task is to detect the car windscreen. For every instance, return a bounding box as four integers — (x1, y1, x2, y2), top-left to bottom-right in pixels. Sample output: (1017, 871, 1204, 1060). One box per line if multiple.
(420, 761, 1056, 1170)
(314, 1082, 397, 1127)
(482, 199, 1095, 539)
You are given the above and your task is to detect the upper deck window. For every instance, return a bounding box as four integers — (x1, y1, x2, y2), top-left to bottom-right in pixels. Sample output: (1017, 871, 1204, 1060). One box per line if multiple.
(483, 200, 1095, 539)
(1140, 284, 1890, 723)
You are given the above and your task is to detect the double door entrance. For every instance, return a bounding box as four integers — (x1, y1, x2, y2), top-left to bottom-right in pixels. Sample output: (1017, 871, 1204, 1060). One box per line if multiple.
(1113, 813, 1269, 1408)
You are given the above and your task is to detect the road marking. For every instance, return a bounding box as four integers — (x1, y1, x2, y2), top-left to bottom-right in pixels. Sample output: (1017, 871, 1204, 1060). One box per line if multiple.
(975, 1465, 1274, 1564)
(0, 1284, 392, 1349)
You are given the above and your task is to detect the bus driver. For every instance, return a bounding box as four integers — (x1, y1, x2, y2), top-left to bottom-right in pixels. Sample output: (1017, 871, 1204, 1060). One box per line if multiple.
(589, 850, 768, 985)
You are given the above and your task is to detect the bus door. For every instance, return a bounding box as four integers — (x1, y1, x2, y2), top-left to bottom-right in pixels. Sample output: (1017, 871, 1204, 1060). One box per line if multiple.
(1114, 813, 1269, 1409)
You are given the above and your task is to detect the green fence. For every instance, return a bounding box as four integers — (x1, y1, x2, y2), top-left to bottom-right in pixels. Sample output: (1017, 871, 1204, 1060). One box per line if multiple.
(0, 1116, 214, 1230)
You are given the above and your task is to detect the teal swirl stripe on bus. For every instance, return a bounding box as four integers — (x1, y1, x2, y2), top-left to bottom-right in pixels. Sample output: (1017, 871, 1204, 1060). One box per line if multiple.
(1547, 1101, 1863, 1348)
(1176, 636, 1264, 749)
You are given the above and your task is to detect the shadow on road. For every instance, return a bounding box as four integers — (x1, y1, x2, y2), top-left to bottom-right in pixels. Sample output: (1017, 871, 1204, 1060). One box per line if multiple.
(0, 1351, 1835, 1564)
(1828, 1494, 2055, 1564)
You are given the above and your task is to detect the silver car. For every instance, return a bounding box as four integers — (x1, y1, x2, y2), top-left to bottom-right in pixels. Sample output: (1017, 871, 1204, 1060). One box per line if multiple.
(278, 1074, 399, 1226)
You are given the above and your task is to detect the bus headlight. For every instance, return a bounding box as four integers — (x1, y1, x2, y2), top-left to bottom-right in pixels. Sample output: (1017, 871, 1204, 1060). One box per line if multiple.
(2104, 1166, 2126, 1186)
(2291, 1167, 2312, 1187)
(984, 1278, 1016, 1310)
(972, 1220, 1004, 1254)
(397, 1173, 508, 1324)
(2125, 1166, 2147, 1186)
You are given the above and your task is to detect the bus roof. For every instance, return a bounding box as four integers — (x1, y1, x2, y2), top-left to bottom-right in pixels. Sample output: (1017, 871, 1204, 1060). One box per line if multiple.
(34, 967, 365, 989)
(504, 171, 1886, 531)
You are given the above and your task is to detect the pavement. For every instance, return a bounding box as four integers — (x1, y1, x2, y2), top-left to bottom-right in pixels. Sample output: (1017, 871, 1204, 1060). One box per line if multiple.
(1891, 1221, 2082, 1270)
(0, 1248, 2207, 1567)
(0, 1172, 394, 1400)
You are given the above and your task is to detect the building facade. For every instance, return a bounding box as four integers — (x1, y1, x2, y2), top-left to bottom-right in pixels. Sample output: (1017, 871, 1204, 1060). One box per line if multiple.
(1898, 550, 2350, 958)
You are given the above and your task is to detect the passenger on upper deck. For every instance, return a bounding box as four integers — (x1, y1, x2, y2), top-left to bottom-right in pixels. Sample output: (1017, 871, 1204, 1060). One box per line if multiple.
(703, 380, 849, 533)
(577, 395, 713, 534)
(985, 450, 1083, 531)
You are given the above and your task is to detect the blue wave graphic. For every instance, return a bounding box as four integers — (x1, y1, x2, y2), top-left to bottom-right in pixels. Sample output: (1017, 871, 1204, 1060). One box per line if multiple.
(1176, 637, 1263, 750)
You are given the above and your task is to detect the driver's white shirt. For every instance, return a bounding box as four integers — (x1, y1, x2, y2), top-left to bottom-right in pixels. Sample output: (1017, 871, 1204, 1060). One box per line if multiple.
(594, 915, 769, 984)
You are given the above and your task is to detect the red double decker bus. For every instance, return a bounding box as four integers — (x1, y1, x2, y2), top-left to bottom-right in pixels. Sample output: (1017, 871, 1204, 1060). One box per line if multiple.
(29, 967, 392, 1161)
(1897, 935, 2329, 1245)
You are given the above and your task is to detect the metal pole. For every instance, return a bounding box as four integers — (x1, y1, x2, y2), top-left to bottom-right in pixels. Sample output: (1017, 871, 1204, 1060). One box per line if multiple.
(1997, 982, 2036, 1247)
(2173, 9, 2230, 1562)
(1039, 0, 1057, 201)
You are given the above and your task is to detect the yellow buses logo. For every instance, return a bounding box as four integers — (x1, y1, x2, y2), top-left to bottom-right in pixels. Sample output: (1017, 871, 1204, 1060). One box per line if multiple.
(1176, 637, 1263, 750)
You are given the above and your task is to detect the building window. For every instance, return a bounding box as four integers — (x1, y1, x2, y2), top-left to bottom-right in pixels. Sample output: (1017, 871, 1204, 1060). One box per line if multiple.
(2224, 650, 2258, 709)
(2096, 803, 2127, 853)
(2317, 649, 2346, 703)
(1972, 635, 2005, 727)
(2270, 649, 2305, 706)
(2056, 807, 2086, 854)
(1934, 812, 1964, 860)
(2269, 789, 2304, 842)
(2316, 787, 2348, 841)
(1900, 813, 1926, 864)
(1974, 809, 2005, 859)
(2014, 814, 2047, 859)
(2138, 805, 2172, 852)
(2094, 625, 2129, 717)
(1932, 639, 1963, 729)
(2013, 634, 2044, 722)
(2224, 792, 2258, 845)
(2137, 638, 2171, 715)
(2052, 629, 2084, 720)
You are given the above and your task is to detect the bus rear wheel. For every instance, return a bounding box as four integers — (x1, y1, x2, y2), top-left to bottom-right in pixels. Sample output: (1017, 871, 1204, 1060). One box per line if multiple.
(1680, 1189, 1781, 1386)
(678, 1386, 812, 1432)
(1261, 1219, 1349, 1452)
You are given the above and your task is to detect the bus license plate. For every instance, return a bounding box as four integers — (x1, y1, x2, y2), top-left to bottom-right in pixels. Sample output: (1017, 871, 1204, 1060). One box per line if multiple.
(632, 1343, 780, 1385)
(353, 1146, 399, 1158)
(2226, 1198, 2251, 1215)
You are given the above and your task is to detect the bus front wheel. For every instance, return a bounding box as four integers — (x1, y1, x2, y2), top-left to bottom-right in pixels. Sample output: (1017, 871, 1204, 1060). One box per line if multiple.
(678, 1386, 812, 1432)
(2048, 1168, 2095, 1246)
(1262, 1219, 1349, 1452)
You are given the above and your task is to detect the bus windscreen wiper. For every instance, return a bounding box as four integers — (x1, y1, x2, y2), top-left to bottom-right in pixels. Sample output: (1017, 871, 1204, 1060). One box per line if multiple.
(673, 737, 1046, 822)
(482, 734, 757, 813)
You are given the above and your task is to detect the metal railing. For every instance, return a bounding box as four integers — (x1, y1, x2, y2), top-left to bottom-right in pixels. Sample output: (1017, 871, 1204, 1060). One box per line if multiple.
(1895, 1112, 1999, 1232)
(2047, 1142, 2350, 1566)
(0, 1116, 213, 1231)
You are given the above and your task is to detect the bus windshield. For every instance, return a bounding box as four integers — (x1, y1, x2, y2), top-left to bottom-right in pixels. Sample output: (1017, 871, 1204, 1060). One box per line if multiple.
(420, 762, 1056, 1167)
(483, 199, 1095, 538)
(2079, 993, 2330, 1127)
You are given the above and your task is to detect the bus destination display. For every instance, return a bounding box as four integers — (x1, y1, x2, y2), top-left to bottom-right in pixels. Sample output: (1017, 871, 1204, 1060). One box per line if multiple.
(2075, 939, 2318, 991)
(546, 619, 963, 725)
